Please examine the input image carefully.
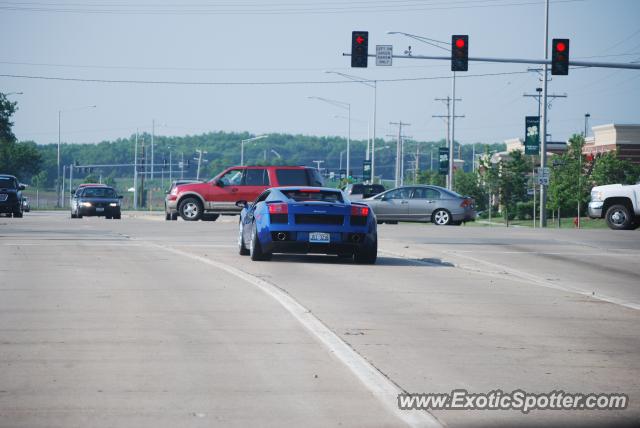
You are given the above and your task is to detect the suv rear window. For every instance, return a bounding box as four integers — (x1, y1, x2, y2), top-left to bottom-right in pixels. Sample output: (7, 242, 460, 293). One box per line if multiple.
(275, 169, 323, 186)
(282, 189, 343, 203)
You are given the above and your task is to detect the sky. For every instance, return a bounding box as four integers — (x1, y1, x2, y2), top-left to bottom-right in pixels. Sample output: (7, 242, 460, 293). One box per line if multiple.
(1, 0, 639, 147)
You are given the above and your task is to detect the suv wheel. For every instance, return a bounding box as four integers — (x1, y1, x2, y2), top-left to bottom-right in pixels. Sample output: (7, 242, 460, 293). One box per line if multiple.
(179, 197, 203, 221)
(13, 211, 23, 218)
(605, 204, 634, 230)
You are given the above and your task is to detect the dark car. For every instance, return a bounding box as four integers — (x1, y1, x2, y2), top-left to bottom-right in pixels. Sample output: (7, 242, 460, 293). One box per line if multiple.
(342, 183, 386, 201)
(0, 174, 25, 218)
(165, 179, 202, 220)
(237, 187, 377, 264)
(71, 185, 122, 219)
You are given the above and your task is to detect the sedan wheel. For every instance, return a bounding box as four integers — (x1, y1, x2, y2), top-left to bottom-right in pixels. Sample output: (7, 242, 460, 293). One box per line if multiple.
(432, 209, 452, 226)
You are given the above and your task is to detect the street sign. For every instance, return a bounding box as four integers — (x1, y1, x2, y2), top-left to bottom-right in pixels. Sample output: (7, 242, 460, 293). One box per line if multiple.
(527, 188, 535, 196)
(178, 161, 184, 169)
(537, 167, 550, 177)
(538, 176, 549, 185)
(362, 160, 372, 182)
(524, 116, 540, 155)
(438, 147, 449, 175)
(376, 45, 393, 66)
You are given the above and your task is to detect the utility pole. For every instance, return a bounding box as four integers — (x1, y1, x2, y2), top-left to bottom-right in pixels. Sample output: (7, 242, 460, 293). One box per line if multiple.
(433, 96, 464, 190)
(389, 121, 411, 187)
(151, 119, 155, 180)
(180, 152, 184, 179)
(524, 85, 567, 229)
(134, 131, 138, 211)
(196, 149, 207, 180)
(415, 143, 420, 183)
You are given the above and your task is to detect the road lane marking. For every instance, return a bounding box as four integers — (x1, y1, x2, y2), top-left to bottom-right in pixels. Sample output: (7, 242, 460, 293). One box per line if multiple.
(146, 242, 442, 428)
(381, 247, 640, 312)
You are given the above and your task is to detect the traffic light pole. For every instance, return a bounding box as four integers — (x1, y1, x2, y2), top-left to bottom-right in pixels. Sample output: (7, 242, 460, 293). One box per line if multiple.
(343, 53, 640, 70)
(540, 0, 550, 228)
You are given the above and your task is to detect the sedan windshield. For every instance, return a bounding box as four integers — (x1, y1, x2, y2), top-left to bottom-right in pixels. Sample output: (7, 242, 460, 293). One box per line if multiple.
(82, 187, 117, 198)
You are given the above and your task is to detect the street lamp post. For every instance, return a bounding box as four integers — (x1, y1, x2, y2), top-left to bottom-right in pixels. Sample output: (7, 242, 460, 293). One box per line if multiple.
(241, 135, 268, 166)
(57, 105, 96, 207)
(308, 96, 351, 178)
(325, 71, 377, 182)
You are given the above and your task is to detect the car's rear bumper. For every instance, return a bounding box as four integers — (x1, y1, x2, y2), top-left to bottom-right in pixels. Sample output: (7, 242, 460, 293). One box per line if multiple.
(0, 201, 21, 213)
(588, 202, 603, 219)
(262, 231, 374, 255)
(77, 207, 121, 217)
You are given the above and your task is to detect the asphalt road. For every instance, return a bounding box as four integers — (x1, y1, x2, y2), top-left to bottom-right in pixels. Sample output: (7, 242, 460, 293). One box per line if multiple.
(1, 212, 639, 427)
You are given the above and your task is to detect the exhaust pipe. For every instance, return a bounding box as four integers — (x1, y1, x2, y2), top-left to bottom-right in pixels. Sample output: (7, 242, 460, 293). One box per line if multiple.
(351, 234, 362, 243)
(276, 232, 287, 241)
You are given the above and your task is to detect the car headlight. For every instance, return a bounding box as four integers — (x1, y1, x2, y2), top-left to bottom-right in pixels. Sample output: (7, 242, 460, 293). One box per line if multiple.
(170, 187, 178, 196)
(80, 202, 92, 207)
(591, 191, 603, 202)
(109, 202, 118, 207)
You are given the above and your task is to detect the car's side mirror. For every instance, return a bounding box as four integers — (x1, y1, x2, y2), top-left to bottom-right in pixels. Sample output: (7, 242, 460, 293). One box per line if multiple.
(19, 184, 26, 191)
(235, 200, 248, 209)
(118, 195, 123, 199)
(215, 180, 224, 188)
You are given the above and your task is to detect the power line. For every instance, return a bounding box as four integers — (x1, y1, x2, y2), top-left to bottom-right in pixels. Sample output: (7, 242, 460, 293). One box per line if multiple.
(0, 0, 587, 15)
(0, 70, 534, 86)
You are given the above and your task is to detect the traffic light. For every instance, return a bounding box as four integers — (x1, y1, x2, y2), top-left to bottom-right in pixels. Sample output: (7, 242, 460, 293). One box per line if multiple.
(351, 31, 368, 68)
(451, 35, 469, 72)
(551, 38, 569, 75)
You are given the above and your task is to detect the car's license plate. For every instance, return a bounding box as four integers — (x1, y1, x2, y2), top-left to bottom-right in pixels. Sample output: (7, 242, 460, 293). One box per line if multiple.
(309, 232, 330, 243)
(96, 207, 104, 212)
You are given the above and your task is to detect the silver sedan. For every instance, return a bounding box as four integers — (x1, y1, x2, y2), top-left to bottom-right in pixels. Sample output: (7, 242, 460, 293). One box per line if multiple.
(363, 185, 476, 225)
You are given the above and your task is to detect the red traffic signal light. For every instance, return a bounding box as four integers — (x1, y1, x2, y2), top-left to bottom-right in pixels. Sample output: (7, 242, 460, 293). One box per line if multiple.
(551, 38, 569, 75)
(451, 35, 469, 72)
(351, 31, 369, 68)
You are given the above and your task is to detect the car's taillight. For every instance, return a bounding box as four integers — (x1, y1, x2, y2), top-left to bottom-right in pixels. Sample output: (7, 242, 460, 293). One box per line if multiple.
(351, 205, 369, 216)
(460, 198, 473, 208)
(268, 203, 288, 214)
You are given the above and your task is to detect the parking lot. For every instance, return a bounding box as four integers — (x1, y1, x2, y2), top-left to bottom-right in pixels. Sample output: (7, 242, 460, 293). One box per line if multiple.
(1, 212, 639, 427)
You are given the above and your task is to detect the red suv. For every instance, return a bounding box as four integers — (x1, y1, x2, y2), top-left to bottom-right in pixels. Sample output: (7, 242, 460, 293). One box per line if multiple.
(166, 166, 324, 221)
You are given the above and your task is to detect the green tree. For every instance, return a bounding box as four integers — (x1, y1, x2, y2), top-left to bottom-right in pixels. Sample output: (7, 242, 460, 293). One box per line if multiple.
(498, 150, 531, 221)
(548, 134, 589, 216)
(417, 169, 445, 187)
(454, 170, 487, 211)
(589, 151, 640, 186)
(0, 92, 17, 144)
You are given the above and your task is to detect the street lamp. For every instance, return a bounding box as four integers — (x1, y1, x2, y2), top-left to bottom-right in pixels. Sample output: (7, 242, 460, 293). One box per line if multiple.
(325, 71, 378, 182)
(241, 135, 267, 166)
(58, 105, 97, 207)
(308, 96, 351, 178)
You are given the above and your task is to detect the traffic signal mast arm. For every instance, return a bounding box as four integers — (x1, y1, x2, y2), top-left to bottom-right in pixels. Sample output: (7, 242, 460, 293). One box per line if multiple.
(342, 52, 640, 70)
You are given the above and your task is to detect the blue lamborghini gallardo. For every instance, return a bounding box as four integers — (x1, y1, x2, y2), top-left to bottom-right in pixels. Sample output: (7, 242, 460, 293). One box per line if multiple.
(237, 187, 377, 264)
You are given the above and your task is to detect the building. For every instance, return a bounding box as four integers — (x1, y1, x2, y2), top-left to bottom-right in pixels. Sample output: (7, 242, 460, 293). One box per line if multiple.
(584, 124, 640, 165)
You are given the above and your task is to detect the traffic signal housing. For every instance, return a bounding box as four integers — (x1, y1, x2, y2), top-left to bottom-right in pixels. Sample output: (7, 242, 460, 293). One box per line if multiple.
(451, 35, 469, 71)
(351, 31, 368, 68)
(551, 38, 569, 75)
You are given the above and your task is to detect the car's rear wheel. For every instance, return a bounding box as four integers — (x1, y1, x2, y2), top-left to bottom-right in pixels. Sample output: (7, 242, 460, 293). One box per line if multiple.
(250, 225, 271, 261)
(354, 236, 377, 264)
(605, 204, 634, 230)
(179, 197, 203, 221)
(432, 209, 452, 226)
(238, 223, 250, 256)
(105, 215, 112, 219)
(171, 213, 178, 221)
(113, 212, 121, 220)
(165, 212, 171, 221)
(71, 212, 77, 218)
(13, 211, 23, 218)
